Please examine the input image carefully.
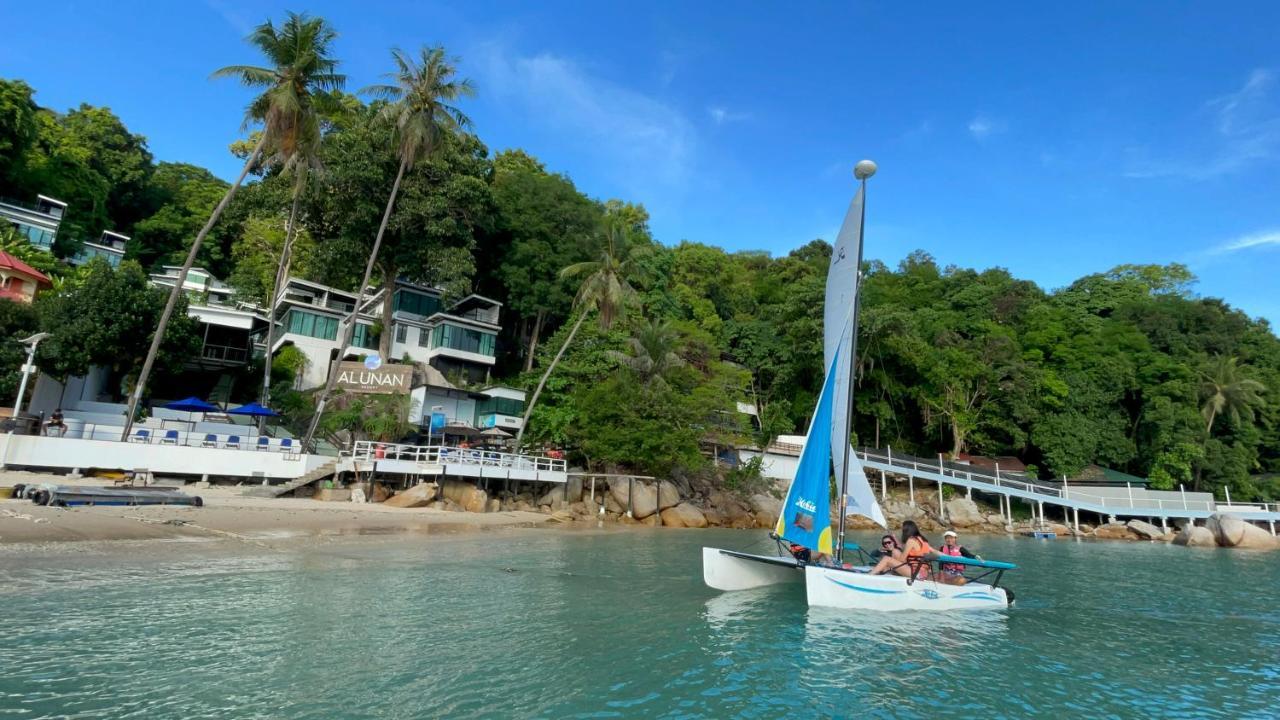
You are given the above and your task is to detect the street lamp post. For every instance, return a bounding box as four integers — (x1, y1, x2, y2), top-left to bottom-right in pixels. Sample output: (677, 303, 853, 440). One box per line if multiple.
(2, 332, 51, 470)
(12, 332, 50, 424)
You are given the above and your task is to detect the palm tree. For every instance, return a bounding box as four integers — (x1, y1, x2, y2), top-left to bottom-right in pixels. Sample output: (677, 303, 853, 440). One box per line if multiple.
(608, 317, 684, 387)
(514, 216, 651, 448)
(258, 122, 327, 408)
(301, 46, 473, 450)
(121, 12, 343, 440)
(1200, 355, 1266, 434)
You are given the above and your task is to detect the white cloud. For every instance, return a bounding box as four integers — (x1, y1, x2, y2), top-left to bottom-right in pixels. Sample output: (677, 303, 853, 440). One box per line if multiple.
(1125, 69, 1280, 179)
(707, 106, 750, 125)
(476, 43, 695, 192)
(204, 0, 253, 34)
(967, 114, 1005, 140)
(1210, 229, 1280, 254)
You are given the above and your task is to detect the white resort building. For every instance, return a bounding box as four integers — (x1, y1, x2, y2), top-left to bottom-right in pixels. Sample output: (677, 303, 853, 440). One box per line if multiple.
(0, 194, 66, 251)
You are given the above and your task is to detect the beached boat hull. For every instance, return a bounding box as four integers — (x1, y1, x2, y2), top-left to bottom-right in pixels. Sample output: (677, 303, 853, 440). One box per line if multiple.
(702, 547, 803, 591)
(804, 565, 1009, 611)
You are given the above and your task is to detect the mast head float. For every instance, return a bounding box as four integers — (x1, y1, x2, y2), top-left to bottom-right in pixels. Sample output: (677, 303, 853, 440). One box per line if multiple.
(853, 160, 877, 180)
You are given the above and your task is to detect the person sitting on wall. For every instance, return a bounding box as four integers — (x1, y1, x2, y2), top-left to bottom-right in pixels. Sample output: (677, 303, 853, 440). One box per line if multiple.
(45, 408, 67, 437)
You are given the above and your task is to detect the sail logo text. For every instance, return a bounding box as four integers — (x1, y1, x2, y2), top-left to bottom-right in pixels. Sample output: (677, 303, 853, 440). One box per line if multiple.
(796, 498, 817, 513)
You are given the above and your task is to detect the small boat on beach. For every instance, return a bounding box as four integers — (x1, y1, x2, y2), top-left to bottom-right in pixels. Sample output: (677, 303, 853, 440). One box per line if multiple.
(702, 161, 1016, 611)
(24, 484, 203, 508)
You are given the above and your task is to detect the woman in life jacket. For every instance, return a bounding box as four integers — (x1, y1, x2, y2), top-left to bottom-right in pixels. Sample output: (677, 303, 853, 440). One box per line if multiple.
(937, 530, 981, 585)
(867, 520, 933, 580)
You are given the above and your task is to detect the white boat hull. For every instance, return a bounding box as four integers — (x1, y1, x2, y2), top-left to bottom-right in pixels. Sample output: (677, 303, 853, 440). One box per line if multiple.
(702, 547, 803, 591)
(804, 565, 1009, 611)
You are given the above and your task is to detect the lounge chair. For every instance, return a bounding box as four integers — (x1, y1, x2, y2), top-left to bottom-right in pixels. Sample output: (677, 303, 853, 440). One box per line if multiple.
(201, 433, 219, 448)
(159, 429, 179, 445)
(130, 429, 151, 443)
(225, 435, 241, 450)
(278, 438, 293, 453)
(256, 436, 270, 451)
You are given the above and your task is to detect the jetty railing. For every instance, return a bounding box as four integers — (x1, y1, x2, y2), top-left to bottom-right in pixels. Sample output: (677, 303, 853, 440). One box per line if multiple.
(350, 440, 567, 474)
(854, 448, 1224, 514)
(33, 421, 299, 453)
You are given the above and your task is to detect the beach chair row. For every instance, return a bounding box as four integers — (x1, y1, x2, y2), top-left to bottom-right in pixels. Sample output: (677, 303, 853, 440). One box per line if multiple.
(127, 429, 295, 452)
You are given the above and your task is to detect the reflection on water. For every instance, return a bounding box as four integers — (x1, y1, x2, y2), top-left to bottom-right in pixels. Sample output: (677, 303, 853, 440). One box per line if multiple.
(1, 529, 1277, 719)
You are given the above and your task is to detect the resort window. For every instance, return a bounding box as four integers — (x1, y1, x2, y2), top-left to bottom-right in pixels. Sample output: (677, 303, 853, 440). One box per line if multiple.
(395, 324, 408, 344)
(286, 309, 338, 340)
(352, 323, 377, 349)
(394, 289, 441, 317)
(431, 324, 496, 356)
(19, 224, 54, 250)
(476, 396, 524, 417)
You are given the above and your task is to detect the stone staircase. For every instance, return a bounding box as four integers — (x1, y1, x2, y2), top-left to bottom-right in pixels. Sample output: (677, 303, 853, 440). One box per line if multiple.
(241, 459, 339, 498)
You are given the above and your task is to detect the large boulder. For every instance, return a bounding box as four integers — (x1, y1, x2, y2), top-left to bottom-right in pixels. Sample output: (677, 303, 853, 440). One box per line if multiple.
(748, 493, 782, 528)
(657, 480, 681, 511)
(1093, 522, 1135, 540)
(1126, 519, 1164, 540)
(707, 491, 756, 529)
(383, 482, 439, 508)
(1210, 513, 1278, 549)
(608, 478, 658, 519)
(441, 480, 488, 513)
(943, 498, 984, 528)
(565, 475, 583, 504)
(1172, 525, 1217, 547)
(660, 503, 708, 528)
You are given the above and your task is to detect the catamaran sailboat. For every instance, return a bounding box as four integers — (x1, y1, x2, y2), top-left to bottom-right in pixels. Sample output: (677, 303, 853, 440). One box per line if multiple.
(702, 160, 1015, 611)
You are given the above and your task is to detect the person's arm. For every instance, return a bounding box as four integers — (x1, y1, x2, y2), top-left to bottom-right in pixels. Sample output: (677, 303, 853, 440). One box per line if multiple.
(960, 545, 981, 560)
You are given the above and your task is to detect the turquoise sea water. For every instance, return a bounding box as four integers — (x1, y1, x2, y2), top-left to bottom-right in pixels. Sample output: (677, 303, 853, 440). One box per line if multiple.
(1, 528, 1277, 719)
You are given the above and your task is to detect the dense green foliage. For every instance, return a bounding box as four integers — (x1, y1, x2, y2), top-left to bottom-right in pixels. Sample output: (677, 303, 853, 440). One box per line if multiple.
(2, 39, 1277, 500)
(32, 259, 201, 398)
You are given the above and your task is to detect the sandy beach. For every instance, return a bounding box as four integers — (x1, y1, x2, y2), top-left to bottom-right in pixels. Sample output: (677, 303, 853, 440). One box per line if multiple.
(0, 471, 549, 545)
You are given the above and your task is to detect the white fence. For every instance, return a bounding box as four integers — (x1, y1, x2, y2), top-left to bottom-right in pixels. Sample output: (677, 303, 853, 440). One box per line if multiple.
(350, 441, 566, 474)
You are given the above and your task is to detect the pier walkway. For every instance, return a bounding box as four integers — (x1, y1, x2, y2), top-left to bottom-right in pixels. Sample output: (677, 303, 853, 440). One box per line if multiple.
(347, 440, 568, 485)
(851, 447, 1280, 535)
(741, 443, 1278, 535)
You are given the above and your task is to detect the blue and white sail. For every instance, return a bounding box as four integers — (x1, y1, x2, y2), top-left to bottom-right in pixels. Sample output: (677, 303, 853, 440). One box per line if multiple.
(825, 184, 887, 528)
(774, 346, 840, 554)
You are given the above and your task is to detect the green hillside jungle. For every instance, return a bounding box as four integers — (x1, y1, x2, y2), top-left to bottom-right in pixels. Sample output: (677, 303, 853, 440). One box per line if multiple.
(0, 18, 1275, 502)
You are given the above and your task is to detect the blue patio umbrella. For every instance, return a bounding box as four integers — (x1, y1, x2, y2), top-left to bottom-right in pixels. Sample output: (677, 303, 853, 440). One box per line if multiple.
(163, 396, 220, 413)
(227, 402, 280, 418)
(162, 396, 220, 423)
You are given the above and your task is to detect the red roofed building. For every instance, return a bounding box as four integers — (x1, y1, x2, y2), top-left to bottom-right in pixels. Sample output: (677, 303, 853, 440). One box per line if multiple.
(0, 251, 52, 304)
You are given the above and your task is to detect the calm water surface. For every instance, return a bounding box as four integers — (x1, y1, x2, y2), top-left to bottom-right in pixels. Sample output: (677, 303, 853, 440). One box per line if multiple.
(1, 528, 1276, 718)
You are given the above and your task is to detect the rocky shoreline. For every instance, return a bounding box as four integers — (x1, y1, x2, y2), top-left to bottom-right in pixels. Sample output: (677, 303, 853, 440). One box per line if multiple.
(372, 476, 1280, 551)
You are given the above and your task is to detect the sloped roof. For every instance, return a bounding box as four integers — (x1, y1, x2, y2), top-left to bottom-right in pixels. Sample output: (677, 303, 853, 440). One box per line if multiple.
(0, 251, 51, 285)
(1072, 464, 1149, 487)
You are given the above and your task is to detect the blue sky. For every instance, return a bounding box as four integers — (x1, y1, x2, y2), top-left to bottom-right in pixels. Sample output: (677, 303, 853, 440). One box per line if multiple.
(3, 2, 1279, 324)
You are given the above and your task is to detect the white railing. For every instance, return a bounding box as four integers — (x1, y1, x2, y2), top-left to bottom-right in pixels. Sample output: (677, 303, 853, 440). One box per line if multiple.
(37, 421, 298, 454)
(855, 448, 1224, 514)
(350, 441, 567, 474)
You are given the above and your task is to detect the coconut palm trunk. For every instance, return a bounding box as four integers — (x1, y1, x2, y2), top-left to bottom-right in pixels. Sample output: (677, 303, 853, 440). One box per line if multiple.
(302, 157, 409, 450)
(514, 311, 587, 449)
(260, 173, 306, 406)
(120, 135, 265, 440)
(523, 309, 546, 373)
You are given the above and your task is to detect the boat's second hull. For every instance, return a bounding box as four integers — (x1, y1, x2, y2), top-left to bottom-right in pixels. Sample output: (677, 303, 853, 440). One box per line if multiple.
(702, 547, 803, 591)
(804, 565, 1009, 611)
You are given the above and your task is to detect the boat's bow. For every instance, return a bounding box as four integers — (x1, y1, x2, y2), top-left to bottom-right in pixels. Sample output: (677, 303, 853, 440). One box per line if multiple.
(702, 547, 804, 592)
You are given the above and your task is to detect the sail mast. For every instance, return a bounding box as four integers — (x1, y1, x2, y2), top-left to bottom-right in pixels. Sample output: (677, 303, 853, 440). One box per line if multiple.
(834, 160, 876, 565)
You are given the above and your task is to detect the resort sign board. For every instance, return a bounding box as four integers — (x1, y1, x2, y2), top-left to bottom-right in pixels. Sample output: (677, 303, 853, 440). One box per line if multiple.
(333, 361, 412, 395)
